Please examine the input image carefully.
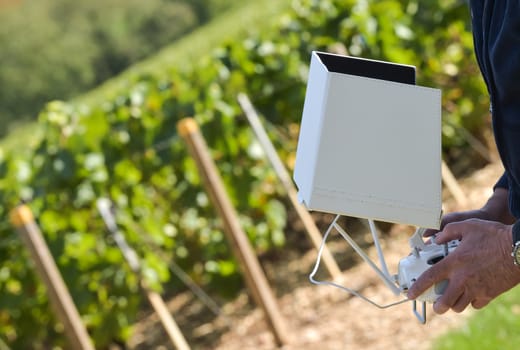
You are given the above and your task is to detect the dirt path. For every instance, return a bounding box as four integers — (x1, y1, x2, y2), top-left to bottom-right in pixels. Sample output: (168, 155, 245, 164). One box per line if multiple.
(129, 161, 504, 350)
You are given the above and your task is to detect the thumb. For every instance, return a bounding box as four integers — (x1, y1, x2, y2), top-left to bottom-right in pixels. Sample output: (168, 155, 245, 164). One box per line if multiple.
(407, 255, 451, 300)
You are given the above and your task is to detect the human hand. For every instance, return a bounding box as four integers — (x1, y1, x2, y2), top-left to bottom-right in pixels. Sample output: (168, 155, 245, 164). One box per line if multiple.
(423, 209, 495, 238)
(407, 219, 520, 314)
(423, 188, 515, 237)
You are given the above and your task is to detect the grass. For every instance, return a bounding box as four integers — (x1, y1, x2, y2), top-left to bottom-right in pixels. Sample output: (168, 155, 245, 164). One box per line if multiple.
(431, 286, 520, 350)
(0, 122, 42, 153)
(0, 0, 291, 150)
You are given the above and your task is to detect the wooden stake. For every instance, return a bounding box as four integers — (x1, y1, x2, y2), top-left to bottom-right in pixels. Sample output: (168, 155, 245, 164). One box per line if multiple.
(9, 204, 95, 350)
(237, 93, 342, 281)
(144, 289, 191, 350)
(441, 160, 468, 208)
(177, 118, 290, 347)
(96, 199, 191, 350)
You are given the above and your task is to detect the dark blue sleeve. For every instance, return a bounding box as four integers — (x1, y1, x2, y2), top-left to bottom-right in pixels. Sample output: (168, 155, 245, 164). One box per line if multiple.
(493, 172, 509, 190)
(471, 1, 520, 218)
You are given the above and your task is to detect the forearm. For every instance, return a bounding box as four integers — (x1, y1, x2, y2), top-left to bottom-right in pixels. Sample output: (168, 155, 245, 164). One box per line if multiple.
(481, 187, 516, 225)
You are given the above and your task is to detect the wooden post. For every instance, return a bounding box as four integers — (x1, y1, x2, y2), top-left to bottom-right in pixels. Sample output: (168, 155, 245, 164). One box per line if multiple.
(441, 160, 468, 208)
(177, 118, 290, 347)
(9, 204, 95, 350)
(96, 199, 191, 350)
(237, 93, 342, 281)
(143, 290, 190, 350)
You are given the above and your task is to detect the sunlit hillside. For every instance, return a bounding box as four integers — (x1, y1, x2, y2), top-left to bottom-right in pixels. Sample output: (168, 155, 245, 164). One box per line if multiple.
(1, 0, 291, 149)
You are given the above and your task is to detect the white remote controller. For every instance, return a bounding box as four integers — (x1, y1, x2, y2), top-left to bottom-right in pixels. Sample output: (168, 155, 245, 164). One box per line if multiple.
(397, 234, 459, 303)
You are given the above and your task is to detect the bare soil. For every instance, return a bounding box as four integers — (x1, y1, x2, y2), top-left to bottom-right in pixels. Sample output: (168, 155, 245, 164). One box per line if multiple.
(128, 160, 504, 350)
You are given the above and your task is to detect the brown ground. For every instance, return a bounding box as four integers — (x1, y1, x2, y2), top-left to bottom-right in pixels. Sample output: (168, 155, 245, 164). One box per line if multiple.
(128, 160, 504, 350)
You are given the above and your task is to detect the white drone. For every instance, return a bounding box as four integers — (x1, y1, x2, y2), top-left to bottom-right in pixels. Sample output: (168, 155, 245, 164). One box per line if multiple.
(293, 51, 456, 323)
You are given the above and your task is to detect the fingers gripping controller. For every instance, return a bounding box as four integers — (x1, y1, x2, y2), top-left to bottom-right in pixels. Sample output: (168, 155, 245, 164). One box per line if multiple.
(395, 230, 459, 323)
(397, 234, 459, 303)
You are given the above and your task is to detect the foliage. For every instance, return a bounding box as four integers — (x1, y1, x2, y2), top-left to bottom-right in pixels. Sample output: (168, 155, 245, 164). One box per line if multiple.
(0, 0, 490, 348)
(0, 0, 239, 134)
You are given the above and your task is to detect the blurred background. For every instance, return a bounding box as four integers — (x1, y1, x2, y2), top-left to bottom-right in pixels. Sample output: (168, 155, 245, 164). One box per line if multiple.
(0, 0, 517, 349)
